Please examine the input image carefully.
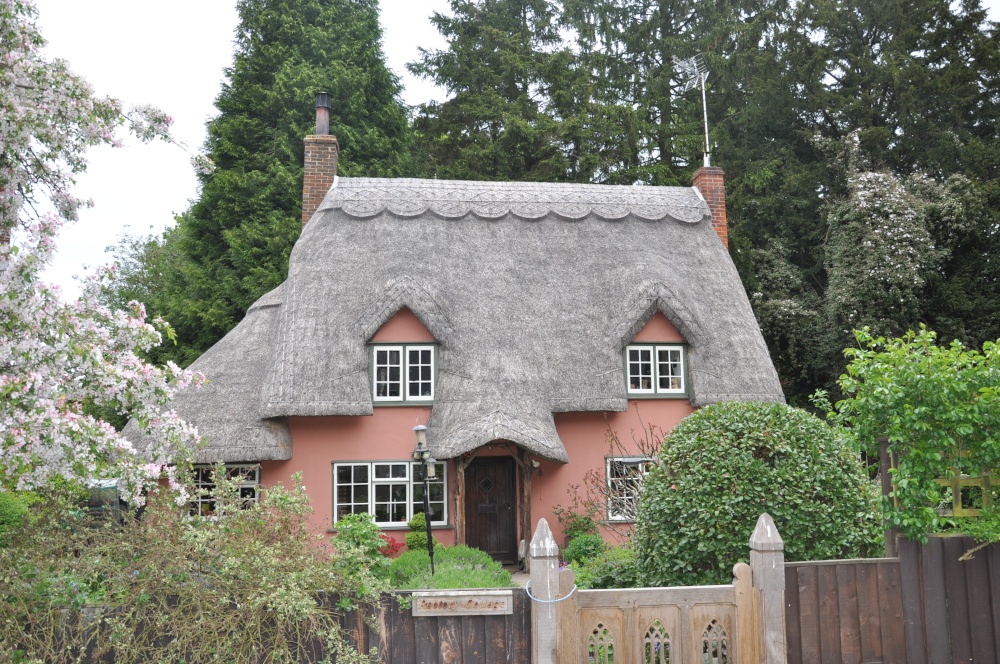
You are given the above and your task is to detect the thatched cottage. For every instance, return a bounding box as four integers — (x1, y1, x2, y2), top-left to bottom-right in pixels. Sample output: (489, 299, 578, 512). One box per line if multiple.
(152, 98, 784, 561)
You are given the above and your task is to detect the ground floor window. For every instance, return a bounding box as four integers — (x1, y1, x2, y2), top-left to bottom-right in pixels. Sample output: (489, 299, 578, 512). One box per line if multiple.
(333, 461, 447, 526)
(190, 464, 261, 517)
(606, 457, 653, 522)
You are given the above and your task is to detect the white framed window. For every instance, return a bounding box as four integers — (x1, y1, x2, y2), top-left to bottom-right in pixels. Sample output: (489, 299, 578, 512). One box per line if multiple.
(606, 457, 653, 522)
(190, 464, 261, 517)
(626, 344, 685, 395)
(372, 344, 435, 402)
(333, 460, 447, 526)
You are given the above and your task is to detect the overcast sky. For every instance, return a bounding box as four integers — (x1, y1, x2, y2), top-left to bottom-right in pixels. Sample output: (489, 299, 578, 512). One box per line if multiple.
(31, 0, 1000, 298)
(34, 0, 450, 298)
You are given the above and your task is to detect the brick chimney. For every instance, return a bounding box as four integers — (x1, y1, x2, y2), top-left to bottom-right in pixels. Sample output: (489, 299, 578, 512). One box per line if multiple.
(692, 166, 728, 249)
(302, 92, 339, 225)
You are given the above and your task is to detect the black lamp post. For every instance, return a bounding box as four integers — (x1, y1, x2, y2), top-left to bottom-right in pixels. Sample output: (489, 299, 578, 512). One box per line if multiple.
(412, 424, 435, 575)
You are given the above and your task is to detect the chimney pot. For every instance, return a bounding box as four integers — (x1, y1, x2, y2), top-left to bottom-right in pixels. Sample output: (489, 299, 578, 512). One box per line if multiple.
(315, 92, 332, 135)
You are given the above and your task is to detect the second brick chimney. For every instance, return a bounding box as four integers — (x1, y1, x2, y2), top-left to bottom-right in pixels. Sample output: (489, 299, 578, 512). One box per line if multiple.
(692, 166, 728, 249)
(302, 92, 339, 225)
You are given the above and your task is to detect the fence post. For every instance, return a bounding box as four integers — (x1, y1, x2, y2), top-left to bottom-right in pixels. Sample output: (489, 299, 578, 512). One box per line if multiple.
(750, 513, 786, 664)
(529, 518, 562, 664)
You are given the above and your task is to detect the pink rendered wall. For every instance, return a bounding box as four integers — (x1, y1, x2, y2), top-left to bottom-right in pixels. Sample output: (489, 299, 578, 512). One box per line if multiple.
(262, 409, 440, 550)
(632, 311, 684, 343)
(371, 307, 436, 342)
(538, 400, 694, 545)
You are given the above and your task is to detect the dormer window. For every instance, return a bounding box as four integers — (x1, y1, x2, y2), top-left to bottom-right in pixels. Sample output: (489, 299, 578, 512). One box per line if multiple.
(372, 344, 435, 402)
(626, 344, 686, 395)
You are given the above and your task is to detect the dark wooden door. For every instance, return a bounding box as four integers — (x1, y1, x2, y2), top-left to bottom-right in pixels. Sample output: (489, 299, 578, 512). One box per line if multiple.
(465, 457, 517, 562)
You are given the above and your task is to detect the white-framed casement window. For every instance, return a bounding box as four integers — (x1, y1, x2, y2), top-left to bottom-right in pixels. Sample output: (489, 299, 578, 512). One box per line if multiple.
(190, 464, 261, 517)
(626, 344, 686, 395)
(333, 460, 447, 526)
(372, 345, 435, 402)
(606, 457, 653, 522)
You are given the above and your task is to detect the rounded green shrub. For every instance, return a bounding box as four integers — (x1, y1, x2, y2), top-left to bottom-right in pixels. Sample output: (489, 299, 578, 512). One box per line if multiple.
(634, 401, 881, 587)
(0, 491, 28, 545)
(404, 512, 428, 551)
(389, 545, 514, 589)
(572, 545, 640, 589)
(562, 533, 607, 566)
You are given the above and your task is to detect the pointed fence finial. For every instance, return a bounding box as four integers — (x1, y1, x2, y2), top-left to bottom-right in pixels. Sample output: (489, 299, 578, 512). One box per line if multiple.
(530, 517, 559, 558)
(750, 512, 785, 552)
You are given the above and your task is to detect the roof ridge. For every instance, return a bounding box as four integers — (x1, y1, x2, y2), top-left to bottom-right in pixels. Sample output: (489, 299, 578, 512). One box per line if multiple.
(322, 177, 710, 224)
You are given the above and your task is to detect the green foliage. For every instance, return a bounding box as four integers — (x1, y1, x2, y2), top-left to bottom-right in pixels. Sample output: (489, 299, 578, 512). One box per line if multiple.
(0, 492, 27, 545)
(562, 533, 606, 566)
(104, 0, 414, 367)
(332, 512, 391, 581)
(409, 0, 570, 181)
(404, 511, 428, 551)
(634, 401, 881, 587)
(552, 485, 599, 540)
(0, 474, 382, 662)
(389, 545, 514, 590)
(572, 545, 640, 590)
(835, 327, 1000, 543)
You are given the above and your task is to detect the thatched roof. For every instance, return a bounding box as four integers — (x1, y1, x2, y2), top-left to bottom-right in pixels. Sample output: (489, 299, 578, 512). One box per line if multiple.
(139, 177, 783, 463)
(124, 286, 292, 464)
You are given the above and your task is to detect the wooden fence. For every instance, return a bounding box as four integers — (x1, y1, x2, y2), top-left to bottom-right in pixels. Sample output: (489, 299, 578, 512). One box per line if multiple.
(784, 558, 905, 664)
(367, 590, 532, 663)
(785, 537, 1000, 664)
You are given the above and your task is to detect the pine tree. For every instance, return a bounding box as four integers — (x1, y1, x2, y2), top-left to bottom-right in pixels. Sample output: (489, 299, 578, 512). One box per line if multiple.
(108, 0, 412, 366)
(409, 0, 571, 181)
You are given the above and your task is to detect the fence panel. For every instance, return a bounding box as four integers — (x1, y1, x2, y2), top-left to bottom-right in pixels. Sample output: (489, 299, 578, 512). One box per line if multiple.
(785, 558, 904, 664)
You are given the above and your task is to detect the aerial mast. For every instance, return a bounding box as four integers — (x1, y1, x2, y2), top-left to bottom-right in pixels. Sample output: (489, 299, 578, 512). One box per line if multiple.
(672, 53, 711, 167)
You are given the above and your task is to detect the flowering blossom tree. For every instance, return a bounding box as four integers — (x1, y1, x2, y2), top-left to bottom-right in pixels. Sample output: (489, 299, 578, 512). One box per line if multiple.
(0, 0, 202, 504)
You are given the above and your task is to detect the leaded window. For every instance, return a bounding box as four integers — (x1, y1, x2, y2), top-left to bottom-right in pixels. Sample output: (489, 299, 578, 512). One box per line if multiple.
(607, 457, 653, 522)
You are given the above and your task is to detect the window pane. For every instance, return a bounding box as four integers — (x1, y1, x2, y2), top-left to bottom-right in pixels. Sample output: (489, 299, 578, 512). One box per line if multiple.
(657, 347, 684, 392)
(405, 346, 433, 400)
(627, 346, 653, 392)
(374, 347, 403, 400)
(411, 462, 446, 524)
(374, 464, 390, 479)
(353, 466, 368, 482)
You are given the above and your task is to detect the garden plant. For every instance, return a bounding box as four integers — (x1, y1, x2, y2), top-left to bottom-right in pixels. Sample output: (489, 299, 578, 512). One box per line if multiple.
(634, 401, 881, 586)
(0, 471, 383, 662)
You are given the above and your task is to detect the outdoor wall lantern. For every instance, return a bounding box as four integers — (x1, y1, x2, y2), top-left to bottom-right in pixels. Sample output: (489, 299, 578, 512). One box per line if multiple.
(411, 424, 435, 574)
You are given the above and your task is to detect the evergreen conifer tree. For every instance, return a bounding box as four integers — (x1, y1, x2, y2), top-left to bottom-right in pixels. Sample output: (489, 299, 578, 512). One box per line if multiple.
(108, 0, 412, 366)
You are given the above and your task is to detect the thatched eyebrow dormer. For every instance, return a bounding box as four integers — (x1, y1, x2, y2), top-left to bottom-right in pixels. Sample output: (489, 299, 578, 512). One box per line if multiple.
(140, 178, 783, 463)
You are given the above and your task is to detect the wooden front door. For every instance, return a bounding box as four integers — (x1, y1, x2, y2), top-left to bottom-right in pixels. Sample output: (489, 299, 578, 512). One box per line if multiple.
(465, 457, 517, 562)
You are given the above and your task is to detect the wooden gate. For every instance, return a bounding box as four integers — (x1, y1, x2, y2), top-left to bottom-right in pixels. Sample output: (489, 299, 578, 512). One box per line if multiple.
(529, 514, 787, 664)
(552, 566, 756, 663)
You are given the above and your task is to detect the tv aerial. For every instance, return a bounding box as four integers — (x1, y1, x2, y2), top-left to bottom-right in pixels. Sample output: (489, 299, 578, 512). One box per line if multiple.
(672, 53, 712, 167)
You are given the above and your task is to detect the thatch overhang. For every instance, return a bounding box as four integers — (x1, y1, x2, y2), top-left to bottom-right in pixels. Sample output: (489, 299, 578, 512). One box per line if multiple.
(250, 177, 784, 463)
(125, 286, 291, 464)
